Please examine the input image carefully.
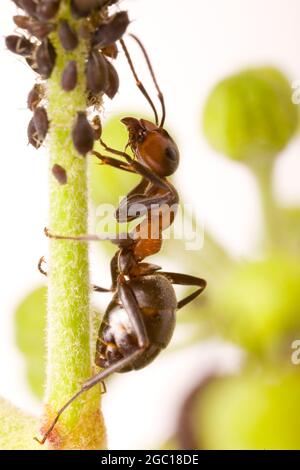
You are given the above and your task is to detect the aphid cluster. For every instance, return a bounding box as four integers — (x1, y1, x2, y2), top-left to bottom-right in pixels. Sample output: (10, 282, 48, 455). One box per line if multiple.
(36, 35, 207, 444)
(6, 0, 129, 157)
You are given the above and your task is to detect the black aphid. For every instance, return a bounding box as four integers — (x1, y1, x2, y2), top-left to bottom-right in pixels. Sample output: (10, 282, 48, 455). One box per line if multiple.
(104, 58, 119, 99)
(52, 164, 67, 185)
(33, 107, 49, 141)
(27, 83, 44, 111)
(5, 35, 33, 57)
(72, 111, 94, 155)
(92, 11, 129, 49)
(19, 0, 38, 17)
(36, 0, 61, 21)
(71, 0, 107, 19)
(27, 118, 41, 148)
(86, 50, 109, 94)
(58, 20, 78, 51)
(61, 61, 78, 91)
(36, 38, 56, 78)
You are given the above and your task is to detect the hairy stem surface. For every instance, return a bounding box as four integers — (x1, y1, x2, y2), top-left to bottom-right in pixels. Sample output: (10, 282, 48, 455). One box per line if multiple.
(43, 3, 106, 450)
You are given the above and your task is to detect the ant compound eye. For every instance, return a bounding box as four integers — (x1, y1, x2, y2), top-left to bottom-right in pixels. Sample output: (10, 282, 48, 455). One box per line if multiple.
(165, 146, 178, 161)
(138, 130, 147, 143)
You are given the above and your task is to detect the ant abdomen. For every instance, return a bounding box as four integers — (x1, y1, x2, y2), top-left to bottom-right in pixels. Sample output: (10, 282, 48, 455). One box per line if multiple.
(95, 275, 177, 372)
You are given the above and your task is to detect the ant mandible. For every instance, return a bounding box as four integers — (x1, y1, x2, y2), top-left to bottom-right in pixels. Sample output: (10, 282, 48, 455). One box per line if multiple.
(35, 35, 207, 444)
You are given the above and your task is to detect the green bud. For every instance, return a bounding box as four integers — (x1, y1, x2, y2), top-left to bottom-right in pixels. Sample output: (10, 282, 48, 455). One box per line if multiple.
(203, 67, 298, 161)
(212, 255, 300, 355)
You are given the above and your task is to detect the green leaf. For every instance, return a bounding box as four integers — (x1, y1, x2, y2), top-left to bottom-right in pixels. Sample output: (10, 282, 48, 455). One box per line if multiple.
(0, 397, 40, 450)
(15, 287, 47, 400)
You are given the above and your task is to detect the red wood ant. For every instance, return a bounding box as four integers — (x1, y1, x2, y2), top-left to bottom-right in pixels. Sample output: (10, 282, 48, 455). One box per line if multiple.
(35, 35, 207, 444)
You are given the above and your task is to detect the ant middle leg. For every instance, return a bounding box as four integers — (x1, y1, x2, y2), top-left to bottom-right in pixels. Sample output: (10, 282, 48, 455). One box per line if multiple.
(44, 227, 134, 248)
(38, 255, 112, 293)
(94, 146, 170, 192)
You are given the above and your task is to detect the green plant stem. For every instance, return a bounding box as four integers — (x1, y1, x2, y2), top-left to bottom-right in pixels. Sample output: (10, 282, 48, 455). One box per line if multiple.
(249, 156, 279, 251)
(43, 3, 106, 450)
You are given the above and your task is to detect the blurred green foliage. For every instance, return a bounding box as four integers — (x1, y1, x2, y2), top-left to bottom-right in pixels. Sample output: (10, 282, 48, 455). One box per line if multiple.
(198, 370, 300, 450)
(212, 254, 300, 356)
(15, 287, 47, 399)
(177, 65, 300, 450)
(200, 67, 300, 365)
(0, 398, 40, 450)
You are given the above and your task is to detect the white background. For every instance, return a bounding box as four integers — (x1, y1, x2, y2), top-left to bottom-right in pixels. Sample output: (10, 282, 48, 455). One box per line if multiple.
(0, 0, 300, 449)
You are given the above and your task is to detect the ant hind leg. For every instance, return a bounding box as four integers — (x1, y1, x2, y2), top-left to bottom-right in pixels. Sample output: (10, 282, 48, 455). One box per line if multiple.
(159, 272, 207, 310)
(34, 348, 143, 445)
(38, 255, 111, 293)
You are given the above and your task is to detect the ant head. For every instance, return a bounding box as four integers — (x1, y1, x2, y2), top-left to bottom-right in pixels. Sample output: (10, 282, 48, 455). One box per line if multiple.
(121, 117, 180, 177)
(120, 36, 180, 176)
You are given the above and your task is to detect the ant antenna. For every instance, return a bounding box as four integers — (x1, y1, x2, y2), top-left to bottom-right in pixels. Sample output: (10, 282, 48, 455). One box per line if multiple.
(129, 34, 166, 128)
(120, 38, 160, 126)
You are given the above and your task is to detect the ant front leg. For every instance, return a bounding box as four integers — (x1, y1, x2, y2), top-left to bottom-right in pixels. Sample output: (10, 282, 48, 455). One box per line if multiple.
(97, 140, 171, 192)
(99, 138, 133, 161)
(117, 277, 149, 348)
(116, 190, 179, 224)
(115, 178, 151, 222)
(160, 272, 207, 310)
(94, 149, 172, 221)
(94, 148, 166, 191)
(92, 151, 137, 174)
